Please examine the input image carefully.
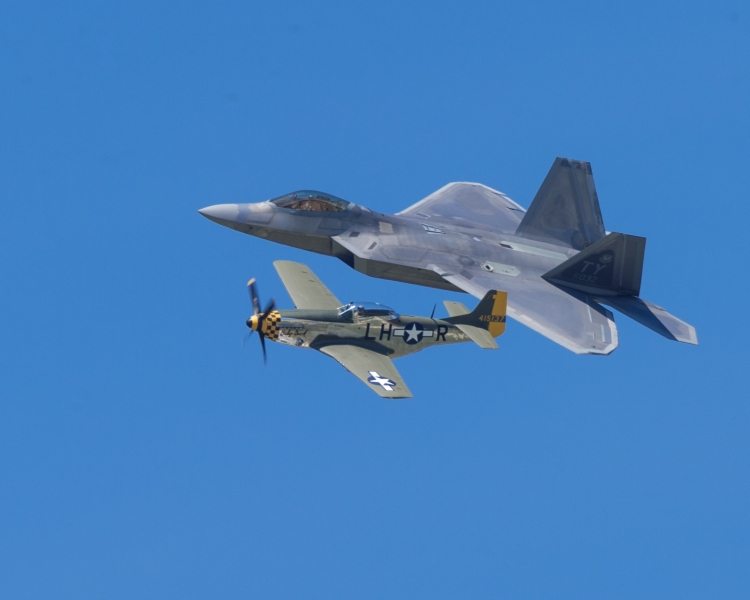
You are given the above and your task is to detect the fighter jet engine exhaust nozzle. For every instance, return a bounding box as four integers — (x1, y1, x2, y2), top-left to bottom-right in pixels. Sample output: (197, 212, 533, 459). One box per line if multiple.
(244, 278, 275, 365)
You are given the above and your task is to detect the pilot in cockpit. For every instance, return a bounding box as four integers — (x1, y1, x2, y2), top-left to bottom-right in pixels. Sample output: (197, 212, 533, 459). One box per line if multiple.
(338, 301, 399, 321)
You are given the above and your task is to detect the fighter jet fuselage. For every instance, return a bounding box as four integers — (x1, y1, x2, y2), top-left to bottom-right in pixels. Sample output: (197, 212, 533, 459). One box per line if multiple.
(199, 191, 571, 294)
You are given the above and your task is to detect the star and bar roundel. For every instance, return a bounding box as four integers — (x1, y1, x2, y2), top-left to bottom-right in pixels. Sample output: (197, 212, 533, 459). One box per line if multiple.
(394, 322, 433, 345)
(367, 371, 396, 391)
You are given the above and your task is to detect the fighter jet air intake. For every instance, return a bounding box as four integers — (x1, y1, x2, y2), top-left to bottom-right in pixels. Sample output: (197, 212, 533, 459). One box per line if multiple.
(200, 158, 697, 355)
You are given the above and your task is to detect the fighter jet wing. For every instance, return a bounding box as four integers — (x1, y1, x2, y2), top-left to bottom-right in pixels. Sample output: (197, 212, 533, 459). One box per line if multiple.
(429, 264, 619, 355)
(273, 260, 342, 310)
(396, 182, 525, 234)
(318, 345, 413, 399)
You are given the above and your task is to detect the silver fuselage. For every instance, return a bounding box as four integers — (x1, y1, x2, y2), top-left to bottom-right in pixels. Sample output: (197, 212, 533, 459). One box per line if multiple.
(199, 200, 571, 293)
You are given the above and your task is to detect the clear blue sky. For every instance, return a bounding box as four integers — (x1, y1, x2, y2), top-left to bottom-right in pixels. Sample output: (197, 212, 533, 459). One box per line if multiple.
(1, 1, 748, 597)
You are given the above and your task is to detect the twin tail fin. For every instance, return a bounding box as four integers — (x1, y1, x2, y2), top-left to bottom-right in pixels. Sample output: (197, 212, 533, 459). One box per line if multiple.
(515, 157, 606, 250)
(542, 232, 646, 297)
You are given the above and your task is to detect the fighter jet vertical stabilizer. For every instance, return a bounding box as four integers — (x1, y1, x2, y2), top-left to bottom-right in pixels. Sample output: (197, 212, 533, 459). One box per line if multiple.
(542, 232, 646, 297)
(515, 157, 606, 250)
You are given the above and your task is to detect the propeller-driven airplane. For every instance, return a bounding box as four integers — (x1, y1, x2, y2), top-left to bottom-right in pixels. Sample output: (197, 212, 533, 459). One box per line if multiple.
(200, 158, 697, 354)
(244, 261, 507, 398)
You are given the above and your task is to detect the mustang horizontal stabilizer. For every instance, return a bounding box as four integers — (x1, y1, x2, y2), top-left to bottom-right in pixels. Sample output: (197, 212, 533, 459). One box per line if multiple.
(516, 158, 606, 250)
(319, 345, 412, 399)
(273, 260, 342, 309)
(542, 232, 646, 297)
(598, 296, 698, 345)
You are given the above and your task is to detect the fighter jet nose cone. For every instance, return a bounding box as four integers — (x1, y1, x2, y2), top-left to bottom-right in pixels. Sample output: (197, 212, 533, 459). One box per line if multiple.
(199, 201, 274, 231)
(198, 203, 240, 224)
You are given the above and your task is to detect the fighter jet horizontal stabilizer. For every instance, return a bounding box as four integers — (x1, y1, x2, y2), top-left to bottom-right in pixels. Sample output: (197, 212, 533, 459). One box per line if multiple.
(597, 296, 698, 345)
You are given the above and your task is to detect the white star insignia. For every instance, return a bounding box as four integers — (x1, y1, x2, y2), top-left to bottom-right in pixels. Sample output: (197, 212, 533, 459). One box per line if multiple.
(404, 323, 421, 342)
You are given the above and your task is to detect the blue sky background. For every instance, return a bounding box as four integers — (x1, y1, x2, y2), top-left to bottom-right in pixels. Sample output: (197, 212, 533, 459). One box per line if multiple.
(1, 1, 748, 597)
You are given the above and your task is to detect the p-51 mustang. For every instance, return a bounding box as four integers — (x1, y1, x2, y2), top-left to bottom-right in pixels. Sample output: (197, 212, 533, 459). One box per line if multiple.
(245, 261, 507, 398)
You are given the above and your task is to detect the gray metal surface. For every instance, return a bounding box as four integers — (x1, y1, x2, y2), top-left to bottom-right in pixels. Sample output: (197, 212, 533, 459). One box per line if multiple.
(542, 232, 646, 297)
(515, 157, 606, 249)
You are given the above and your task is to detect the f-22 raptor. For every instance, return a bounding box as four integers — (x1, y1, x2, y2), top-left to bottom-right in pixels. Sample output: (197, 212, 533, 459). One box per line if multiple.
(200, 158, 697, 355)
(245, 261, 507, 398)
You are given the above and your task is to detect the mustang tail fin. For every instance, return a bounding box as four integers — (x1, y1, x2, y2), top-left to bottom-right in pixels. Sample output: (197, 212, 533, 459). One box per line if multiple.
(542, 232, 646, 297)
(443, 290, 507, 349)
(516, 157, 606, 250)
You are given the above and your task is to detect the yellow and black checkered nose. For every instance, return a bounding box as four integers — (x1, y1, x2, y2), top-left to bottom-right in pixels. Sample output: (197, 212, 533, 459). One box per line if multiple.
(260, 310, 281, 341)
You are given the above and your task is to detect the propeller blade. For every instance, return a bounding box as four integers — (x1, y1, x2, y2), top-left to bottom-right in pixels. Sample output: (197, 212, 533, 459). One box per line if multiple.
(242, 330, 253, 348)
(247, 278, 261, 315)
(246, 278, 271, 365)
(258, 332, 267, 364)
(262, 297, 276, 316)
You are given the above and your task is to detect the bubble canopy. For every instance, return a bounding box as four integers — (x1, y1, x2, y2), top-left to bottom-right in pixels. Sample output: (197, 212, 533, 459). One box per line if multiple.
(270, 190, 350, 212)
(338, 302, 398, 318)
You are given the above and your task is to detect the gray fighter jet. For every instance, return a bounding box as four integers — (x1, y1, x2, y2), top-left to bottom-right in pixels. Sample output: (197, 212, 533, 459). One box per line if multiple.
(246, 261, 508, 398)
(201, 158, 697, 354)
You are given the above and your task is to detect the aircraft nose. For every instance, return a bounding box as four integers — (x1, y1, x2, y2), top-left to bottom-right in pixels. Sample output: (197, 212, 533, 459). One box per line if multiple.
(198, 203, 240, 225)
(198, 202, 274, 232)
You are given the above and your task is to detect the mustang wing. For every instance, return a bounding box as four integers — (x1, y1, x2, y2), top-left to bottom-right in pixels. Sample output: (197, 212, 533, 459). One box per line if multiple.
(318, 345, 412, 399)
(396, 182, 525, 234)
(429, 265, 619, 355)
(273, 260, 342, 310)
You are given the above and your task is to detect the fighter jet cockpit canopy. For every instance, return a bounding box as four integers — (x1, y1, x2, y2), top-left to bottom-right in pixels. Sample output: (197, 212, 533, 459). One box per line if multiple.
(270, 190, 350, 212)
(338, 302, 399, 320)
